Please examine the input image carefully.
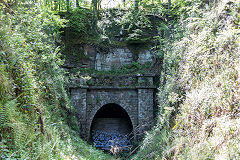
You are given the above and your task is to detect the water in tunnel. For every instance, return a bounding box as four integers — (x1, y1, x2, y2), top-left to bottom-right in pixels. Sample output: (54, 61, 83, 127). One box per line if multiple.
(90, 103, 133, 150)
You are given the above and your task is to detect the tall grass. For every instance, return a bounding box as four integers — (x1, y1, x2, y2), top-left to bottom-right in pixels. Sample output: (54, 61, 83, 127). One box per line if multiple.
(172, 0, 240, 159)
(133, 0, 240, 159)
(0, 2, 111, 159)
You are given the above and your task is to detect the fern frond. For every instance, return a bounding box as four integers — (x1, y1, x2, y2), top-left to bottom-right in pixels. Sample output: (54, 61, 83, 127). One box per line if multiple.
(0, 103, 6, 127)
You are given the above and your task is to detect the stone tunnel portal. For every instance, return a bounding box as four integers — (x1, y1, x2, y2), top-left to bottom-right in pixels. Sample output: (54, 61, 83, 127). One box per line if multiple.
(90, 103, 133, 150)
(70, 74, 156, 146)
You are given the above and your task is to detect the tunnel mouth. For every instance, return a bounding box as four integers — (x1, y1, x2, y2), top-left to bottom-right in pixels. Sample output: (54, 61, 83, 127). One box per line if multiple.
(90, 103, 133, 151)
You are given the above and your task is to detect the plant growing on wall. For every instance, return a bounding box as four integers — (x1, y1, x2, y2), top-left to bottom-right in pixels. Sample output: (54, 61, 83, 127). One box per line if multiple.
(121, 10, 154, 43)
(67, 8, 94, 36)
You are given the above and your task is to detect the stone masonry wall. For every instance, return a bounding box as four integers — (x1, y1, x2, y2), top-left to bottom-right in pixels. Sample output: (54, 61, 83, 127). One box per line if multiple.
(138, 89, 154, 134)
(86, 89, 138, 139)
(70, 75, 156, 140)
(71, 88, 87, 133)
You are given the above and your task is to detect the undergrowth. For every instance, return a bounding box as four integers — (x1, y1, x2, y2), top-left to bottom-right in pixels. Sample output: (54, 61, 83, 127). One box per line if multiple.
(0, 2, 111, 160)
(1, 0, 239, 159)
(173, 0, 240, 159)
(134, 0, 240, 159)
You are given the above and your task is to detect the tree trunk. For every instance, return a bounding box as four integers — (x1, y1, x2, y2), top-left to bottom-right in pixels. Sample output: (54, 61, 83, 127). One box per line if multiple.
(92, 0, 98, 31)
(76, 0, 79, 8)
(66, 0, 70, 12)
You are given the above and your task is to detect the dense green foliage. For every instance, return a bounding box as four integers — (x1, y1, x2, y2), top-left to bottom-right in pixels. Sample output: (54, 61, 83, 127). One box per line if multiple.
(0, 2, 111, 159)
(1, 0, 240, 159)
(67, 8, 94, 37)
(133, 0, 240, 159)
(172, 1, 240, 159)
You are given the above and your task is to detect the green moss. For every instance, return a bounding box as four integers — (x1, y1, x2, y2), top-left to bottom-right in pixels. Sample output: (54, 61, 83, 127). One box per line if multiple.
(110, 40, 129, 47)
(70, 61, 152, 76)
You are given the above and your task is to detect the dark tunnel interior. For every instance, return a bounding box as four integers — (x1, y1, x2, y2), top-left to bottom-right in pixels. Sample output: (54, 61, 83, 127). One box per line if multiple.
(90, 103, 133, 150)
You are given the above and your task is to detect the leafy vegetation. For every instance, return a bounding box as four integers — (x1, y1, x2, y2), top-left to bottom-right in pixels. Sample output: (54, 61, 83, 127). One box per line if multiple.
(0, 1, 111, 159)
(1, 0, 240, 159)
(133, 0, 240, 159)
(67, 8, 95, 37)
(171, 1, 240, 159)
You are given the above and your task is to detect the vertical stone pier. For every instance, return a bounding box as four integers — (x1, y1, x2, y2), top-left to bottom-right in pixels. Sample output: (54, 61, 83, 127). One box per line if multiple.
(70, 74, 156, 140)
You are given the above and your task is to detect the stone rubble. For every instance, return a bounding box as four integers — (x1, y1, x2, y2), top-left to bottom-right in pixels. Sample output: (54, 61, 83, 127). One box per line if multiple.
(92, 131, 131, 150)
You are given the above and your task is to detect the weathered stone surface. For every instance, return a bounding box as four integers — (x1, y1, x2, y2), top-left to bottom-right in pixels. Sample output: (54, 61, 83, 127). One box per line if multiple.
(71, 88, 87, 138)
(70, 74, 156, 141)
(138, 89, 154, 134)
(64, 45, 154, 70)
(137, 50, 153, 65)
(85, 89, 138, 139)
(95, 47, 133, 71)
(70, 74, 156, 88)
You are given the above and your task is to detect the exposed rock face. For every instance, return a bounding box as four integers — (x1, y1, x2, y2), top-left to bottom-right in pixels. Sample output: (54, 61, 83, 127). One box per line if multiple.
(138, 50, 153, 64)
(96, 48, 133, 71)
(64, 45, 154, 70)
(68, 44, 157, 148)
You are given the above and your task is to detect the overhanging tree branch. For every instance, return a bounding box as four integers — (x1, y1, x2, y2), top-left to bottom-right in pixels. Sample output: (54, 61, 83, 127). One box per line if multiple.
(0, 0, 15, 14)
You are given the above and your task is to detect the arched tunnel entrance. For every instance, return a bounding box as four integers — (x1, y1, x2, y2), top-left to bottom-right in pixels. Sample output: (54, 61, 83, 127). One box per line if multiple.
(90, 103, 133, 150)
